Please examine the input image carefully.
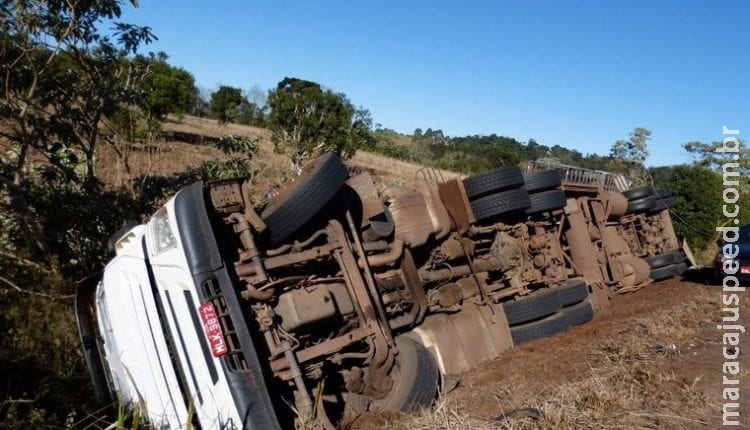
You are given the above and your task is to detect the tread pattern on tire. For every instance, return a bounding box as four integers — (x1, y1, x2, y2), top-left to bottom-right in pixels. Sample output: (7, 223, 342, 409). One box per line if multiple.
(623, 185, 654, 201)
(645, 251, 680, 269)
(650, 197, 674, 213)
(526, 190, 567, 215)
(503, 288, 561, 326)
(562, 301, 594, 327)
(373, 337, 439, 413)
(510, 312, 568, 345)
(523, 170, 562, 193)
(626, 196, 656, 214)
(557, 279, 590, 306)
(471, 188, 531, 223)
(650, 263, 680, 281)
(261, 153, 349, 245)
(463, 166, 524, 200)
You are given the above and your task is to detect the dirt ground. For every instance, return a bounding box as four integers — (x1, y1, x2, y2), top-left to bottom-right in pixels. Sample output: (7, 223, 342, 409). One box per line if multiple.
(348, 274, 750, 430)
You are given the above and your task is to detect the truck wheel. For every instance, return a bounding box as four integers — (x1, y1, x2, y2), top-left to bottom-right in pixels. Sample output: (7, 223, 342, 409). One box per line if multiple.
(510, 312, 568, 345)
(471, 188, 531, 222)
(463, 166, 524, 200)
(523, 170, 562, 193)
(626, 196, 656, 214)
(526, 190, 567, 215)
(649, 197, 674, 213)
(623, 185, 654, 201)
(655, 189, 672, 199)
(372, 337, 439, 413)
(562, 301, 594, 327)
(503, 288, 561, 326)
(676, 262, 688, 275)
(261, 153, 349, 245)
(557, 279, 589, 306)
(645, 251, 681, 269)
(650, 263, 680, 281)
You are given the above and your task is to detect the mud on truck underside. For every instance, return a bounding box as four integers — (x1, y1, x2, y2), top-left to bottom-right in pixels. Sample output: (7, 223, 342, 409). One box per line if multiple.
(81, 153, 689, 429)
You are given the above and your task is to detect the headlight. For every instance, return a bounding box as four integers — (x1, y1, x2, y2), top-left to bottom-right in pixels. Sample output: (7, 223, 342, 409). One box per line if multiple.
(151, 207, 176, 254)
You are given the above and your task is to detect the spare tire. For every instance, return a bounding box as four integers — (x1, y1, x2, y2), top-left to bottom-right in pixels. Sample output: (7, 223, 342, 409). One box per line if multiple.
(471, 188, 531, 223)
(526, 190, 567, 215)
(523, 170, 562, 193)
(463, 166, 525, 200)
(261, 153, 349, 245)
(623, 185, 654, 201)
(655, 189, 672, 199)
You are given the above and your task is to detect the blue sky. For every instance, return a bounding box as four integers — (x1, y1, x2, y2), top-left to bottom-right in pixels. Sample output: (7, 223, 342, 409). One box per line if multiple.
(119, 1, 748, 167)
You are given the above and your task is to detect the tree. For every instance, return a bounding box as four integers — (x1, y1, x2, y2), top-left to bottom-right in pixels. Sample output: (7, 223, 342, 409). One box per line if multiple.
(210, 85, 247, 124)
(610, 127, 651, 184)
(267, 77, 362, 167)
(132, 52, 196, 123)
(209, 85, 265, 126)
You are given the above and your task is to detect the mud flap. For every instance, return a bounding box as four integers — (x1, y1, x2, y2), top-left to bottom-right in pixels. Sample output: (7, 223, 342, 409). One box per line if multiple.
(681, 238, 698, 268)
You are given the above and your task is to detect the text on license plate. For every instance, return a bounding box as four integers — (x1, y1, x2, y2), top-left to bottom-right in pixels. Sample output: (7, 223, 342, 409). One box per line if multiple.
(198, 302, 228, 357)
(741, 266, 750, 275)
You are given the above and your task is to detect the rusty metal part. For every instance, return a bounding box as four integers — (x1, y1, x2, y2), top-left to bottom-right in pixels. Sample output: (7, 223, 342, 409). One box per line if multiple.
(381, 186, 434, 248)
(346, 172, 385, 224)
(208, 179, 266, 232)
(562, 197, 610, 308)
(329, 219, 396, 399)
(406, 303, 513, 375)
(600, 190, 628, 220)
(416, 179, 452, 240)
(264, 228, 329, 257)
(227, 213, 268, 285)
(437, 179, 475, 233)
(615, 255, 651, 288)
(361, 240, 405, 268)
(437, 234, 476, 261)
(388, 248, 428, 330)
(281, 340, 313, 419)
(274, 283, 354, 331)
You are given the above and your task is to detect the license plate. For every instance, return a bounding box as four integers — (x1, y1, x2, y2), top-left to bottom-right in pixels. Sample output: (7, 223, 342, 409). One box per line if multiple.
(198, 302, 228, 357)
(741, 266, 750, 275)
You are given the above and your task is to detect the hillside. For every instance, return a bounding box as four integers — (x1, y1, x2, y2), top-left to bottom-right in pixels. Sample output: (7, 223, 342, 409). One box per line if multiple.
(96, 115, 462, 204)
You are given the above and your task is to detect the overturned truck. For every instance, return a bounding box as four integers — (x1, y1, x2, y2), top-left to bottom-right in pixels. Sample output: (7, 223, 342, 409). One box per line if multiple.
(76, 153, 688, 429)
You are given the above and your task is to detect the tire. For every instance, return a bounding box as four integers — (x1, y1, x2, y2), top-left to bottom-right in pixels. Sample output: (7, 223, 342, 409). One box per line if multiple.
(523, 170, 562, 193)
(655, 189, 672, 199)
(261, 153, 349, 245)
(650, 263, 680, 281)
(626, 196, 656, 214)
(372, 337, 439, 413)
(471, 188, 531, 223)
(511, 312, 569, 345)
(363, 207, 394, 241)
(623, 185, 654, 201)
(676, 262, 688, 275)
(557, 279, 589, 306)
(526, 190, 567, 215)
(463, 166, 525, 200)
(649, 197, 674, 213)
(645, 251, 680, 269)
(503, 288, 561, 326)
(562, 301, 594, 327)
(672, 251, 686, 265)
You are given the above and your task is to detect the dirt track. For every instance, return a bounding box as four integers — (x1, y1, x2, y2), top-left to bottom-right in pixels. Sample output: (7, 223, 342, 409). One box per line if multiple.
(350, 276, 750, 429)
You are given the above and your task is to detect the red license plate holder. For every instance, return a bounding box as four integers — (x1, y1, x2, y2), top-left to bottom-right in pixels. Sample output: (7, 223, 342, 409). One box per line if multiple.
(199, 302, 228, 357)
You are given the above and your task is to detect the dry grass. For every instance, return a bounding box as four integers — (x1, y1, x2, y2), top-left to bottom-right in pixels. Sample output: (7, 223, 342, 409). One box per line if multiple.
(376, 288, 727, 430)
